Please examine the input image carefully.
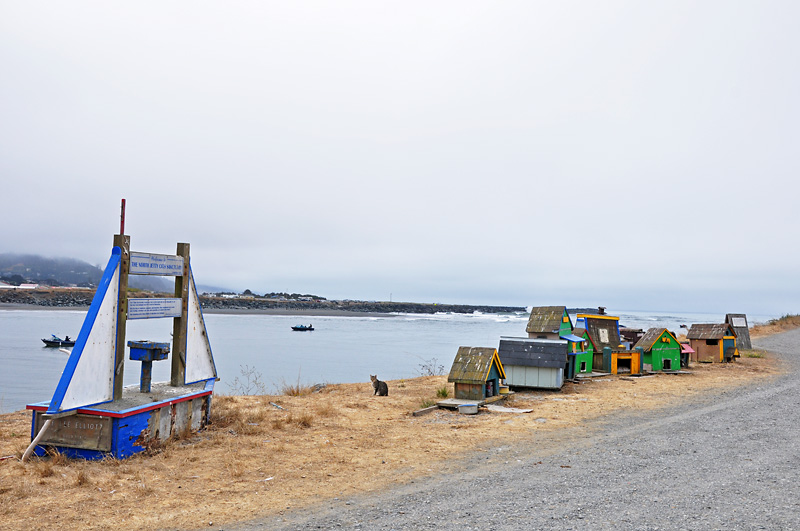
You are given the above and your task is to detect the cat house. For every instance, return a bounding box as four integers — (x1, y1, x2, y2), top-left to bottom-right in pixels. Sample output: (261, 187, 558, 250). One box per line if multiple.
(526, 306, 573, 340)
(447, 347, 506, 401)
(725, 313, 752, 350)
(576, 313, 622, 371)
(687, 324, 738, 363)
(634, 328, 681, 372)
(498, 337, 570, 390)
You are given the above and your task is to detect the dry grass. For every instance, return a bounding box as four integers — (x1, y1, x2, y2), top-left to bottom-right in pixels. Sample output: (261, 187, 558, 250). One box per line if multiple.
(0, 351, 786, 531)
(751, 314, 800, 337)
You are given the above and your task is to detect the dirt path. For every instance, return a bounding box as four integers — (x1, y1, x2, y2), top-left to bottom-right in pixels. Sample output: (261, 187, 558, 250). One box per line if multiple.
(234, 330, 800, 530)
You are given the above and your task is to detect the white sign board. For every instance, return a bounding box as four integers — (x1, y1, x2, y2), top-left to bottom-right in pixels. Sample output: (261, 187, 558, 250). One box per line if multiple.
(128, 298, 183, 320)
(732, 317, 747, 327)
(130, 252, 184, 276)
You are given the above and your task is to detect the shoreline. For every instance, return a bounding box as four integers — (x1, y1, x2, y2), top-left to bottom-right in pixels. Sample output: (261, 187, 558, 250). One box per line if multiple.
(0, 302, 398, 318)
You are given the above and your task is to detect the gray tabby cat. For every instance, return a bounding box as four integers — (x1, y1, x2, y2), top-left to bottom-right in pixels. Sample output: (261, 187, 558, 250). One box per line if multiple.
(370, 374, 388, 396)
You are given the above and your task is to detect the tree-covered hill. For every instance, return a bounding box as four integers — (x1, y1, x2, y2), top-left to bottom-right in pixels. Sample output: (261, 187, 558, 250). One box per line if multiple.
(0, 253, 170, 291)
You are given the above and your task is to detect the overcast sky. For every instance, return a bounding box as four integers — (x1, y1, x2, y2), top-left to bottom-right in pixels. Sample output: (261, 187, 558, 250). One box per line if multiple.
(1, 2, 797, 315)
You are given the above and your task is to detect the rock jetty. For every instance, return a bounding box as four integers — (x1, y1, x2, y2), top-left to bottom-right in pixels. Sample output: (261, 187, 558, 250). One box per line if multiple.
(0, 288, 525, 315)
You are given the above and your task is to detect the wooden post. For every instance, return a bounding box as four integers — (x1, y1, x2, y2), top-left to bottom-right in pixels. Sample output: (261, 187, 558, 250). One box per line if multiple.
(112, 234, 130, 400)
(171, 243, 190, 386)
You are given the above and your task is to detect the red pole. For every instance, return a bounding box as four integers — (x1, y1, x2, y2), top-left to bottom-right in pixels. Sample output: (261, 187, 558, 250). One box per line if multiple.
(120, 198, 126, 235)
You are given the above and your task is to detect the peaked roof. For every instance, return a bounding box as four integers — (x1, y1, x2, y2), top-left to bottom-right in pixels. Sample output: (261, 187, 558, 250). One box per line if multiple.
(725, 313, 752, 349)
(526, 306, 567, 335)
(572, 327, 597, 350)
(448, 347, 505, 384)
(687, 323, 736, 340)
(634, 328, 679, 351)
(582, 315, 621, 351)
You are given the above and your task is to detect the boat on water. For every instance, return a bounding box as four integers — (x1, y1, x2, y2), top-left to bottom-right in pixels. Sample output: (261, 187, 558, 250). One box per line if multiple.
(41, 335, 76, 348)
(291, 324, 314, 331)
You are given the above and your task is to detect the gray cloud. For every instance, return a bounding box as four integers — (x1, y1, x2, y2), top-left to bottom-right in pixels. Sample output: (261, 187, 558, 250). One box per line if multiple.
(1, 2, 797, 316)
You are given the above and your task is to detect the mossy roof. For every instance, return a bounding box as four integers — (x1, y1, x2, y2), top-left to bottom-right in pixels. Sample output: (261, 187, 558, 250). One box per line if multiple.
(447, 347, 506, 384)
(526, 306, 567, 335)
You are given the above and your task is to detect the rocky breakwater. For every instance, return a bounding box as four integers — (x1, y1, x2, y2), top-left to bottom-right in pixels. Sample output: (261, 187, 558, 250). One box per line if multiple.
(0, 288, 95, 308)
(0, 289, 526, 315)
(197, 297, 526, 315)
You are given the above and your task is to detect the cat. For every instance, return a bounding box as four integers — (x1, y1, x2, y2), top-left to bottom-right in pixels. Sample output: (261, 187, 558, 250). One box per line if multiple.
(370, 374, 388, 396)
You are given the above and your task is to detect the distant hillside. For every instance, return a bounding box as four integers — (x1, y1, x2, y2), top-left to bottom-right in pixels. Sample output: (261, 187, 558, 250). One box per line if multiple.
(0, 253, 171, 292)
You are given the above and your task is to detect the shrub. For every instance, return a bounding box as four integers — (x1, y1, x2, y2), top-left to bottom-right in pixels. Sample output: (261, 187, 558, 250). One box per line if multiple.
(417, 358, 446, 376)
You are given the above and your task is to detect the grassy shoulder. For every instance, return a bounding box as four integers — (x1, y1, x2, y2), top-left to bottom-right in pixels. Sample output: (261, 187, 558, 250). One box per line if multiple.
(0, 348, 786, 531)
(750, 314, 800, 337)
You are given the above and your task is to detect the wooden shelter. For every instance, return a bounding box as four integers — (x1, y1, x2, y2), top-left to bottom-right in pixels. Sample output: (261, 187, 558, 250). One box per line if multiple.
(725, 313, 752, 350)
(560, 333, 591, 378)
(686, 324, 738, 363)
(634, 328, 682, 371)
(447, 347, 506, 401)
(680, 343, 695, 368)
(526, 306, 573, 340)
(498, 337, 569, 390)
(577, 313, 622, 370)
(620, 327, 645, 348)
(602, 347, 642, 375)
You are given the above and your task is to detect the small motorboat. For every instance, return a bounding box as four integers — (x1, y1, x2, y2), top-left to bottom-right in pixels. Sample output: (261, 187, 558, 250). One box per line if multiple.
(42, 334, 76, 348)
(291, 324, 314, 332)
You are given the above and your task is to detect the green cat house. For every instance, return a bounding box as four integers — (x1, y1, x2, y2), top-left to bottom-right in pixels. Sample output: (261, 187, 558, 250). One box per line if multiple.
(634, 328, 681, 372)
(447, 347, 506, 401)
(526, 306, 573, 340)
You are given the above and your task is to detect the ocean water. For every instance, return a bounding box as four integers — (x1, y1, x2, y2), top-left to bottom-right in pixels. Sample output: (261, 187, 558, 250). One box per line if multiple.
(0, 308, 777, 414)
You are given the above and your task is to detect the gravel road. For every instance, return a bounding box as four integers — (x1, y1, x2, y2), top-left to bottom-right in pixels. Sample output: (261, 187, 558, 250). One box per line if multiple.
(235, 329, 800, 530)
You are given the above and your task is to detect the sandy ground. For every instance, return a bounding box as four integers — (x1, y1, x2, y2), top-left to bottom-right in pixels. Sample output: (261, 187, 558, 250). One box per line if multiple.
(0, 347, 782, 531)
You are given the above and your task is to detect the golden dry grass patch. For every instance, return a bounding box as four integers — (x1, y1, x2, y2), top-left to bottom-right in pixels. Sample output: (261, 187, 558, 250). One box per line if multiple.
(0, 355, 784, 531)
(751, 315, 800, 338)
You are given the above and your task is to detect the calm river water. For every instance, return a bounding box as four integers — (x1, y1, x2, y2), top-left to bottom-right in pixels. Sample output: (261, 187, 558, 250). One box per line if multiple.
(0, 307, 776, 414)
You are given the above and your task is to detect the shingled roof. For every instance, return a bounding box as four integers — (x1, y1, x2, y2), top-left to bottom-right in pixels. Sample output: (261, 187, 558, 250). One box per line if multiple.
(725, 313, 752, 349)
(634, 328, 679, 352)
(582, 316, 621, 351)
(687, 323, 736, 340)
(526, 306, 567, 335)
(447, 347, 506, 384)
(498, 337, 568, 369)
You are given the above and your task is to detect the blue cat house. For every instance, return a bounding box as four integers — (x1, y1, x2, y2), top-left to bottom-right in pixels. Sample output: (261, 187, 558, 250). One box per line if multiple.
(25, 227, 218, 460)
